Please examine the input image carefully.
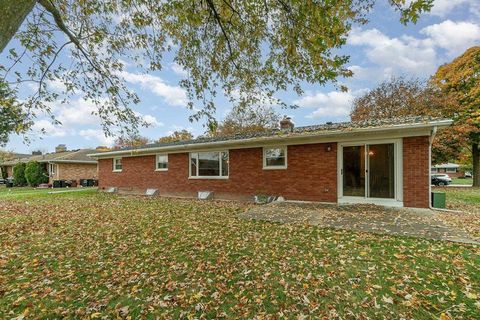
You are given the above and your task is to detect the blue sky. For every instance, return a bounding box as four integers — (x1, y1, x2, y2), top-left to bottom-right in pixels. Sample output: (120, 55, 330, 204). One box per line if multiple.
(2, 0, 480, 154)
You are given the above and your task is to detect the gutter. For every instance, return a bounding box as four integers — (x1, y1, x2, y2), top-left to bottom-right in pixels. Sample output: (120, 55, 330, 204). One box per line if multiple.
(89, 120, 453, 159)
(428, 127, 461, 213)
(47, 160, 97, 164)
(429, 126, 437, 211)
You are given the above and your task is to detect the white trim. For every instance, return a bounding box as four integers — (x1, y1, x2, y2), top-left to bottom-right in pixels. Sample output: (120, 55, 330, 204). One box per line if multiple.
(189, 150, 229, 179)
(48, 160, 97, 164)
(155, 154, 168, 171)
(88, 120, 453, 159)
(263, 146, 288, 170)
(112, 157, 123, 172)
(48, 163, 56, 176)
(337, 138, 403, 206)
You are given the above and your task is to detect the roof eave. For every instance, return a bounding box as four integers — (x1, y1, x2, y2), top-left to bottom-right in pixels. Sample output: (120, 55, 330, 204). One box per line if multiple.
(89, 119, 453, 159)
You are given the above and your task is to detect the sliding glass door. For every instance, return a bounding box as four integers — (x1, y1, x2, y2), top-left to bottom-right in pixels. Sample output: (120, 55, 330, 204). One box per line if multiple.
(342, 143, 396, 199)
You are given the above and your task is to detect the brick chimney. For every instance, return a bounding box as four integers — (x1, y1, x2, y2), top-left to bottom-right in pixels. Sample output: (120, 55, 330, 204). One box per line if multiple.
(55, 144, 67, 153)
(31, 150, 42, 155)
(280, 117, 294, 131)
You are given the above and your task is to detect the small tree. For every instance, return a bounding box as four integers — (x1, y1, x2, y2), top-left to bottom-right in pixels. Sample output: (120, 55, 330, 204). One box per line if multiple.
(12, 162, 27, 186)
(113, 134, 150, 149)
(157, 130, 194, 143)
(212, 105, 281, 137)
(25, 161, 48, 186)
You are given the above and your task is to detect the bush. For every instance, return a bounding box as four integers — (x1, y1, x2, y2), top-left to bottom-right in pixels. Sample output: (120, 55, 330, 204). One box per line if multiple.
(1, 167, 7, 179)
(12, 162, 27, 186)
(25, 161, 48, 186)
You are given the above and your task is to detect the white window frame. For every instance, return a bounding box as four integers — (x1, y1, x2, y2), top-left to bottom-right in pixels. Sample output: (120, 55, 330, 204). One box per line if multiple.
(337, 138, 403, 206)
(263, 146, 288, 170)
(446, 167, 457, 173)
(155, 154, 168, 171)
(49, 163, 56, 175)
(189, 150, 229, 179)
(112, 157, 123, 172)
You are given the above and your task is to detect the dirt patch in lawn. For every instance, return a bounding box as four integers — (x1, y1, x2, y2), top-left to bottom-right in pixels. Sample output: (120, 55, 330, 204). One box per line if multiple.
(240, 202, 480, 244)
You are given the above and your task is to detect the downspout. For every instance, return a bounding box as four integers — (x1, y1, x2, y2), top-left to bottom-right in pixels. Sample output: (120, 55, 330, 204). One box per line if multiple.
(428, 127, 437, 210)
(427, 127, 461, 212)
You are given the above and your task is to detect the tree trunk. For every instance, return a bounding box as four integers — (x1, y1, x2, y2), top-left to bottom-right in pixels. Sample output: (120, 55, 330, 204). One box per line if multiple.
(0, 0, 36, 53)
(473, 142, 480, 187)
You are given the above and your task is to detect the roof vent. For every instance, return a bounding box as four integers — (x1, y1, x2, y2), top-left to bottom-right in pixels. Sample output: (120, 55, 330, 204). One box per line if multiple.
(280, 117, 294, 132)
(55, 144, 67, 153)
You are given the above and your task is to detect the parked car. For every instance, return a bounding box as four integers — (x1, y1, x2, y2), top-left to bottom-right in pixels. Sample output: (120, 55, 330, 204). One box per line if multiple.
(464, 172, 472, 178)
(431, 174, 452, 186)
(0, 178, 5, 184)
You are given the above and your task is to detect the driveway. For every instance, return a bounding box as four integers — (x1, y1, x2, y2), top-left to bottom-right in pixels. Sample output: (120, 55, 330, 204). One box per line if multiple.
(239, 202, 479, 245)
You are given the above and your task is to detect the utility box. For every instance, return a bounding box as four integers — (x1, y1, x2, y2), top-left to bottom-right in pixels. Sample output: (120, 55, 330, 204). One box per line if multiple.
(431, 191, 446, 209)
(198, 191, 214, 200)
(145, 189, 159, 196)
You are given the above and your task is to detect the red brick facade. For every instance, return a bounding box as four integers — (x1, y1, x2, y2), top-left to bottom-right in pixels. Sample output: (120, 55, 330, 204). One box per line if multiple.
(403, 136, 430, 208)
(97, 137, 432, 208)
(98, 143, 338, 202)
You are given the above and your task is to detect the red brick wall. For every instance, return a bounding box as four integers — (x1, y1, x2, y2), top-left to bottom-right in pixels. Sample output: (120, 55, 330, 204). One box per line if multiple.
(98, 143, 337, 202)
(403, 136, 430, 208)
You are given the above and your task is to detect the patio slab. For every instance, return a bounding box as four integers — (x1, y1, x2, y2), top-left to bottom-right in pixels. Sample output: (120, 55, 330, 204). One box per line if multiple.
(239, 202, 479, 245)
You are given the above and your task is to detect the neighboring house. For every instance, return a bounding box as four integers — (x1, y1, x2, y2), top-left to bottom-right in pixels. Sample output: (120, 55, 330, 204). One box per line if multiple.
(431, 163, 462, 177)
(89, 117, 452, 209)
(1, 145, 98, 184)
(0, 152, 30, 178)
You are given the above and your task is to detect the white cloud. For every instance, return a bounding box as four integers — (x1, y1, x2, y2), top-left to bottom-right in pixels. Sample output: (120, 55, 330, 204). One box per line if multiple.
(428, 0, 479, 17)
(56, 99, 100, 126)
(171, 62, 188, 77)
(140, 114, 164, 127)
(31, 119, 69, 137)
(347, 20, 480, 77)
(348, 28, 437, 76)
(420, 20, 480, 56)
(121, 71, 188, 106)
(294, 90, 362, 120)
(78, 129, 116, 147)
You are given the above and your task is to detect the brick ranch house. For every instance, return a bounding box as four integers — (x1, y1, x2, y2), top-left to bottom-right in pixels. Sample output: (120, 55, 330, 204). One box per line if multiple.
(89, 117, 452, 208)
(1, 145, 98, 184)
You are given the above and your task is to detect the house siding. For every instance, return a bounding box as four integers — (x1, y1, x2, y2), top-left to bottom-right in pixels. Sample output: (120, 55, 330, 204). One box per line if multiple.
(403, 136, 430, 208)
(98, 143, 338, 202)
(50, 163, 98, 184)
(96, 137, 432, 208)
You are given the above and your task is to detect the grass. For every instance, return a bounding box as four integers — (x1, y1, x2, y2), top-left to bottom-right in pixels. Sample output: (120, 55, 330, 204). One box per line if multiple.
(0, 185, 97, 199)
(451, 177, 473, 185)
(442, 186, 480, 207)
(0, 191, 479, 319)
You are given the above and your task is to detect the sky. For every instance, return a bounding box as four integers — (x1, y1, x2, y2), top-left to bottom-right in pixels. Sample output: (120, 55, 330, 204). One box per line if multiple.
(2, 0, 480, 154)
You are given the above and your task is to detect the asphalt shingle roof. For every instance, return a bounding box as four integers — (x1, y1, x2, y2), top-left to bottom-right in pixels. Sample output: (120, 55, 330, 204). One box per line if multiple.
(98, 116, 448, 154)
(1, 149, 97, 166)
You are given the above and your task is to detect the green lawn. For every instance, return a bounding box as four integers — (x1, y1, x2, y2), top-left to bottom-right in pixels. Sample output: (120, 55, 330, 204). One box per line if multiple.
(0, 185, 97, 199)
(451, 177, 473, 185)
(0, 191, 479, 319)
(443, 187, 480, 207)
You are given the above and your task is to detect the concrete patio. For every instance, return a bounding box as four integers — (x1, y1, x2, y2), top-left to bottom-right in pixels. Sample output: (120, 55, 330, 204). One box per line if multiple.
(239, 202, 480, 245)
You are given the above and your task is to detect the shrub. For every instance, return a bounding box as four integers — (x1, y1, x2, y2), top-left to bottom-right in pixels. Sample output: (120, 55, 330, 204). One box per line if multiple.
(12, 162, 27, 186)
(25, 161, 48, 186)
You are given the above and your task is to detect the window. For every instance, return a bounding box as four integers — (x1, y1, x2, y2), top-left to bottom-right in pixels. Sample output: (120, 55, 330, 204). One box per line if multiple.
(49, 163, 56, 175)
(113, 158, 122, 172)
(156, 154, 168, 171)
(446, 168, 457, 173)
(263, 147, 287, 169)
(190, 151, 228, 178)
